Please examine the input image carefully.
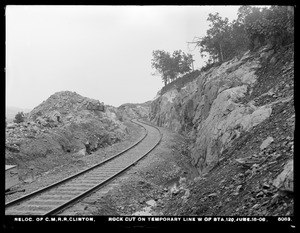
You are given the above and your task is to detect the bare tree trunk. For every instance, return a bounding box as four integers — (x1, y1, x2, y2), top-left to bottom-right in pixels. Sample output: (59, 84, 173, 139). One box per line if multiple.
(219, 43, 224, 62)
(162, 71, 167, 86)
(192, 59, 194, 71)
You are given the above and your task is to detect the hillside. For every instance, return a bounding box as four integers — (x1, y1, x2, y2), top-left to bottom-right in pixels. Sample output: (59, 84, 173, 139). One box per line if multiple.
(149, 44, 294, 216)
(117, 101, 152, 121)
(5, 91, 127, 181)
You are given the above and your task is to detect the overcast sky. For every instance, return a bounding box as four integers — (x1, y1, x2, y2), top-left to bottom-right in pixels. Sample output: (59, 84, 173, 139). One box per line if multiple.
(6, 5, 241, 109)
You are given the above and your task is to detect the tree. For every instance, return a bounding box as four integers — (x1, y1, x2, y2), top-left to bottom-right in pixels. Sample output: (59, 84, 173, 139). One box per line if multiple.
(229, 19, 249, 55)
(261, 6, 294, 49)
(151, 50, 193, 86)
(174, 50, 194, 75)
(190, 13, 238, 63)
(189, 5, 294, 67)
(241, 5, 294, 51)
(151, 50, 172, 86)
(241, 6, 270, 50)
(14, 112, 25, 124)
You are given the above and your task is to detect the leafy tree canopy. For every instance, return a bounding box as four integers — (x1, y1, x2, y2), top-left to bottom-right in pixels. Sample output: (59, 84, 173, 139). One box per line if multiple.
(190, 6, 294, 65)
(14, 112, 25, 124)
(151, 50, 193, 86)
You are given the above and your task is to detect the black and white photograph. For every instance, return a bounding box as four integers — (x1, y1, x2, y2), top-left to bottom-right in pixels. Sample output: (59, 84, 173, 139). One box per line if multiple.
(4, 5, 294, 229)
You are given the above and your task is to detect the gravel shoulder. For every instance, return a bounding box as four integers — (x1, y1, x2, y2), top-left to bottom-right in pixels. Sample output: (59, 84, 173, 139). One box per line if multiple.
(57, 122, 197, 216)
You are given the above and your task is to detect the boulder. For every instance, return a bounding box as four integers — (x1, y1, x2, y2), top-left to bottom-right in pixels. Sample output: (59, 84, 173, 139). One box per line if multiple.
(48, 110, 61, 122)
(260, 49, 274, 60)
(75, 148, 86, 156)
(6, 123, 16, 129)
(273, 159, 293, 192)
(6, 144, 20, 153)
(260, 136, 274, 150)
(36, 116, 48, 126)
(270, 56, 277, 64)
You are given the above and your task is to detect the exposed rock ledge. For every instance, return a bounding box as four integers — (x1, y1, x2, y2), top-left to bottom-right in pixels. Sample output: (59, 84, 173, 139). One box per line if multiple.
(150, 46, 294, 176)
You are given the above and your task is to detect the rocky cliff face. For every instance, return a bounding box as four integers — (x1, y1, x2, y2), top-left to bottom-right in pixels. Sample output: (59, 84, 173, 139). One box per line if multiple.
(5, 91, 127, 177)
(150, 45, 294, 179)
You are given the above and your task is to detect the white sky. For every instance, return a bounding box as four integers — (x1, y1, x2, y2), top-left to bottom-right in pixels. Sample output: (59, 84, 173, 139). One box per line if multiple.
(6, 5, 241, 109)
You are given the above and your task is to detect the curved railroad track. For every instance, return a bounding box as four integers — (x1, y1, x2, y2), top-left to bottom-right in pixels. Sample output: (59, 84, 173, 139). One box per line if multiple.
(5, 119, 162, 216)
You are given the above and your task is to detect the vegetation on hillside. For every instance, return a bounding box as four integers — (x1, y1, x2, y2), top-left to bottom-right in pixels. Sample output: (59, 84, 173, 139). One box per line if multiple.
(160, 70, 200, 95)
(192, 5, 294, 65)
(151, 5, 294, 87)
(13, 112, 25, 124)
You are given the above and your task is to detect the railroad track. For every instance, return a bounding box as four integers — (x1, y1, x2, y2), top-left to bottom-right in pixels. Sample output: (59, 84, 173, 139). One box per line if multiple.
(5, 119, 162, 216)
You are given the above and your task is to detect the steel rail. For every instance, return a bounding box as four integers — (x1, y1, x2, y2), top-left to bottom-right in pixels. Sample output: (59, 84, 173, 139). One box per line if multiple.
(5, 119, 147, 208)
(44, 119, 162, 215)
(5, 119, 162, 216)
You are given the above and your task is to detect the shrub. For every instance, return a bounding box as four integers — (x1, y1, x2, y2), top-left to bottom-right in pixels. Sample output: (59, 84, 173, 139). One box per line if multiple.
(14, 112, 25, 124)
